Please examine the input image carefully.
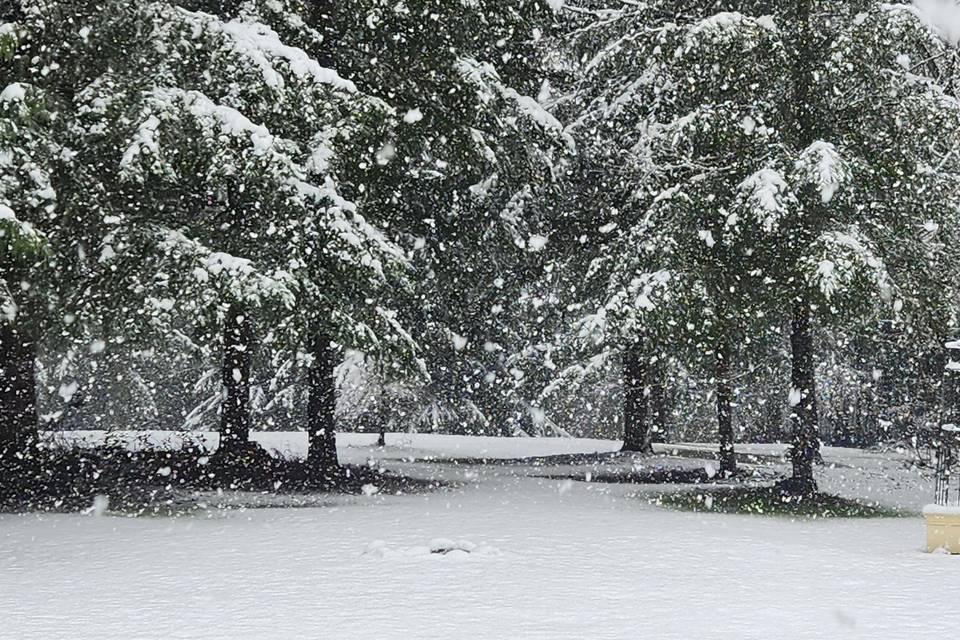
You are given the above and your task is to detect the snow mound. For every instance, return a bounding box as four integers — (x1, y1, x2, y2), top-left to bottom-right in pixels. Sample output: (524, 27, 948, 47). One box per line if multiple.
(364, 539, 505, 559)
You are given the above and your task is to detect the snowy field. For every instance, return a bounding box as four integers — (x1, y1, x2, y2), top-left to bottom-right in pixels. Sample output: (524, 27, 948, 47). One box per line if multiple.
(2, 433, 958, 639)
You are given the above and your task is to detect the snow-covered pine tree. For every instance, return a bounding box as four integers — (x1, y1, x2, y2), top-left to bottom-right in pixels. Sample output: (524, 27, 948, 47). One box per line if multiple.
(563, 4, 805, 469)
(308, 0, 575, 435)
(0, 56, 47, 455)
(83, 0, 414, 474)
(753, 1, 960, 491)
(561, 0, 960, 491)
(0, 0, 414, 478)
(0, 0, 116, 459)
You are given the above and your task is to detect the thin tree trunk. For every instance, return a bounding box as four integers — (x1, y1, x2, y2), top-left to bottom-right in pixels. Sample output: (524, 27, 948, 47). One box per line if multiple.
(0, 323, 38, 459)
(788, 299, 819, 493)
(649, 377, 667, 443)
(219, 305, 252, 454)
(376, 359, 386, 447)
(307, 332, 339, 474)
(621, 336, 652, 453)
(715, 339, 737, 475)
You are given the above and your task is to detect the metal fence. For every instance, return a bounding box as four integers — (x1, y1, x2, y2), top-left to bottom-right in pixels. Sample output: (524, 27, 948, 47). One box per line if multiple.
(934, 426, 960, 507)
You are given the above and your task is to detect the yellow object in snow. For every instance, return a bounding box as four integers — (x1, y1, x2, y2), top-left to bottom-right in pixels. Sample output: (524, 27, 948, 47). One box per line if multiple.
(924, 506, 960, 553)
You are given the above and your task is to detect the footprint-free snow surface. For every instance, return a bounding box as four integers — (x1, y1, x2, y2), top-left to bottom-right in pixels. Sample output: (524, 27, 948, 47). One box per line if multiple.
(2, 433, 958, 639)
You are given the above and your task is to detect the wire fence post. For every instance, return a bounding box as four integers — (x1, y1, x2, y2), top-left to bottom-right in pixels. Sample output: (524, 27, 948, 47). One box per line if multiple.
(935, 439, 953, 507)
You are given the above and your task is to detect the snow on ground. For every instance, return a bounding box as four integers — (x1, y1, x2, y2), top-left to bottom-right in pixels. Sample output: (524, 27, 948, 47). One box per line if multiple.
(2, 433, 955, 639)
(43, 429, 622, 460)
(45, 429, 933, 510)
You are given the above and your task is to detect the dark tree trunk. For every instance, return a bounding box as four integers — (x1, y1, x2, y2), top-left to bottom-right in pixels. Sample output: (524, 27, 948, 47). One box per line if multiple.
(780, 0, 820, 495)
(789, 0, 815, 147)
(647, 358, 668, 443)
(307, 332, 339, 474)
(715, 339, 737, 475)
(376, 360, 386, 447)
(788, 299, 820, 493)
(0, 323, 38, 459)
(621, 337, 652, 453)
(219, 305, 252, 454)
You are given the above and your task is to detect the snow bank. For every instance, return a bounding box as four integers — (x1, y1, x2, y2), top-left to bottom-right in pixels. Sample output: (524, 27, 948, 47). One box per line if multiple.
(364, 538, 506, 559)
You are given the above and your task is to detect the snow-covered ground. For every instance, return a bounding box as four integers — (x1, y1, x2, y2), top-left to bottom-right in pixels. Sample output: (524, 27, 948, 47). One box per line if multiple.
(42, 429, 622, 460)
(2, 433, 955, 639)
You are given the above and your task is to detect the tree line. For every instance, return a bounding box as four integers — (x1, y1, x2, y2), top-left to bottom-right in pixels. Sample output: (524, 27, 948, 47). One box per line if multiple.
(2, 0, 959, 494)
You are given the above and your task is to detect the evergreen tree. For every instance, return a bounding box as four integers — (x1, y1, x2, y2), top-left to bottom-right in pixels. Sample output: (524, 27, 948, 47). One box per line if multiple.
(560, 0, 960, 489)
(310, 0, 575, 435)
(1, 0, 413, 479)
(0, 0, 116, 459)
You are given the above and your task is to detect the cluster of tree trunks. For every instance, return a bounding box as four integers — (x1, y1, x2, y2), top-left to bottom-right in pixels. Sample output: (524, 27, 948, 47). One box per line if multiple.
(0, 302, 345, 477)
(211, 306, 342, 475)
(619, 336, 738, 476)
(621, 301, 821, 490)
